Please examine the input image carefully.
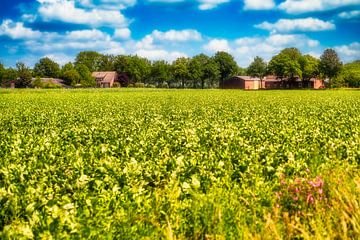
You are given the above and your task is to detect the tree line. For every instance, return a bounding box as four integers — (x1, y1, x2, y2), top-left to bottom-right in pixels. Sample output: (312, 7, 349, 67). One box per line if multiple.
(0, 48, 359, 88)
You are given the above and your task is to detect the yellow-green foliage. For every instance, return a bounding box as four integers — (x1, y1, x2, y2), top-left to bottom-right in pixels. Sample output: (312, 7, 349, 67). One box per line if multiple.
(0, 89, 359, 239)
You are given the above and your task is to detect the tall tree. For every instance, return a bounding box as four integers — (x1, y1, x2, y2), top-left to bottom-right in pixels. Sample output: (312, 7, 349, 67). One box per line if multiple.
(62, 70, 81, 86)
(114, 55, 151, 83)
(203, 57, 220, 89)
(151, 60, 171, 86)
(61, 62, 75, 76)
(172, 57, 190, 88)
(75, 64, 96, 87)
(16, 62, 32, 88)
(99, 54, 116, 71)
(33, 57, 60, 78)
(247, 56, 267, 89)
(2, 68, 18, 87)
(75, 51, 103, 72)
(268, 48, 302, 87)
(0, 63, 4, 85)
(320, 49, 342, 86)
(299, 55, 320, 87)
(338, 60, 360, 88)
(213, 51, 238, 86)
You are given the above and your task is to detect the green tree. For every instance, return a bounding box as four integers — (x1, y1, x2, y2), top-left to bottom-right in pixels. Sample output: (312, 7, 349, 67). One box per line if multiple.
(16, 62, 32, 88)
(75, 64, 95, 87)
(63, 70, 81, 86)
(2, 68, 18, 87)
(203, 57, 220, 88)
(61, 62, 75, 74)
(337, 60, 360, 88)
(0, 63, 4, 85)
(247, 56, 267, 89)
(151, 60, 171, 86)
(33, 57, 60, 78)
(320, 49, 342, 86)
(75, 51, 103, 72)
(99, 54, 116, 71)
(299, 55, 320, 87)
(268, 48, 302, 87)
(114, 55, 151, 84)
(213, 51, 238, 86)
(172, 57, 190, 88)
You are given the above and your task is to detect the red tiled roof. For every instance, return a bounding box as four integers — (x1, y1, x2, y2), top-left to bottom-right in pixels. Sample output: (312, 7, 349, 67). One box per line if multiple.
(92, 72, 117, 83)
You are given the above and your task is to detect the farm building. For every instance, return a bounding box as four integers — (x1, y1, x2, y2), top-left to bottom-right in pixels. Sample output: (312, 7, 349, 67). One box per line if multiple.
(222, 75, 324, 90)
(221, 76, 264, 90)
(92, 72, 119, 88)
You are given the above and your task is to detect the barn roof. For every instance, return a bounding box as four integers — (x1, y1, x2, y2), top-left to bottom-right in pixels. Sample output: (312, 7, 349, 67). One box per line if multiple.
(92, 72, 117, 83)
(235, 76, 261, 81)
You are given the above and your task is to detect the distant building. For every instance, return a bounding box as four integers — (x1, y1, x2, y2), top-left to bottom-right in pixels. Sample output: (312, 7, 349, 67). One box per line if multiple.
(221, 76, 263, 89)
(92, 72, 119, 88)
(222, 75, 324, 90)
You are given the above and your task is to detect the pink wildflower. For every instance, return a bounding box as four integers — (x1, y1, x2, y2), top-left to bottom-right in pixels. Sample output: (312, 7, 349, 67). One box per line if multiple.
(307, 194, 315, 204)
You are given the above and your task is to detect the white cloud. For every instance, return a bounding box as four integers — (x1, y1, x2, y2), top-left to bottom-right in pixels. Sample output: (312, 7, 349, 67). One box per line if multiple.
(37, 0, 128, 27)
(65, 29, 110, 41)
(135, 35, 155, 49)
(114, 28, 131, 39)
(338, 10, 360, 19)
(134, 29, 202, 50)
(244, 0, 275, 10)
(256, 17, 335, 33)
(279, 0, 360, 14)
(21, 14, 37, 23)
(147, 0, 229, 10)
(0, 20, 42, 39)
(335, 42, 360, 62)
(79, 0, 137, 10)
(43, 53, 74, 65)
(203, 39, 231, 53)
(135, 49, 187, 62)
(233, 33, 320, 66)
(198, 0, 230, 10)
(151, 29, 202, 42)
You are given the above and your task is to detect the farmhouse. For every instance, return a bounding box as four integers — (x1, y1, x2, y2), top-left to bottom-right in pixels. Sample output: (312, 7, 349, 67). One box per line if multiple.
(92, 71, 119, 88)
(222, 75, 324, 90)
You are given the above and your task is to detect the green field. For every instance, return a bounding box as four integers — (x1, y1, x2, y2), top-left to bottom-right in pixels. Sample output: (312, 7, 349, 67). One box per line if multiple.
(1, 89, 360, 239)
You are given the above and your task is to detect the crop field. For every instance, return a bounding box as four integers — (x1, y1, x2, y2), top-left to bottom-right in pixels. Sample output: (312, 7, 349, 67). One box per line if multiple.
(1, 89, 360, 239)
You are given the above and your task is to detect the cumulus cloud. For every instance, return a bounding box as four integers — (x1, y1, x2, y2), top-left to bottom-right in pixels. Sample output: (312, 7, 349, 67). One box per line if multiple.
(0, 20, 42, 39)
(37, 0, 128, 27)
(334, 42, 360, 62)
(147, 0, 229, 10)
(256, 18, 335, 33)
(114, 28, 131, 39)
(198, 0, 230, 10)
(233, 33, 320, 66)
(279, 0, 360, 14)
(338, 10, 360, 19)
(79, 0, 137, 10)
(244, 0, 275, 10)
(135, 49, 187, 62)
(151, 29, 202, 42)
(134, 29, 202, 50)
(203, 39, 231, 53)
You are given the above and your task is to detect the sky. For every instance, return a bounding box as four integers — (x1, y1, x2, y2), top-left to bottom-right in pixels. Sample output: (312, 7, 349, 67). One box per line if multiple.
(0, 0, 359, 68)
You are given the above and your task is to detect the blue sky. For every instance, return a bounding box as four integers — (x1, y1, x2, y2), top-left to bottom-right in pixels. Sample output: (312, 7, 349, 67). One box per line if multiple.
(0, 0, 359, 67)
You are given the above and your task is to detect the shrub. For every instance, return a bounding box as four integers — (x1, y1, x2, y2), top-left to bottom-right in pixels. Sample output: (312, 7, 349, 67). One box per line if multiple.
(112, 82, 121, 88)
(134, 82, 145, 88)
(157, 82, 169, 88)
